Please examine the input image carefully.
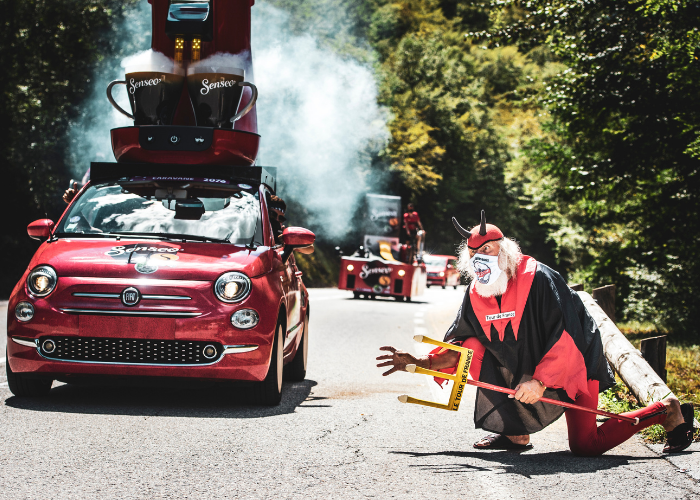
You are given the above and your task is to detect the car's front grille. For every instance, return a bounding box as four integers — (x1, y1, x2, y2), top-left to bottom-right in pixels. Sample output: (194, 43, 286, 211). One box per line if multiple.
(428, 273, 439, 277)
(38, 336, 223, 365)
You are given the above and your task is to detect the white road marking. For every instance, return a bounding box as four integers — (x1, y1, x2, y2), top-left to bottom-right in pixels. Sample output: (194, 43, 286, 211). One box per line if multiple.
(413, 326, 428, 337)
(413, 318, 424, 325)
(414, 312, 425, 318)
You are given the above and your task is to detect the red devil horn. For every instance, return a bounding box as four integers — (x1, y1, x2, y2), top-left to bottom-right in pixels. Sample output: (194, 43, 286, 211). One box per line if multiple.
(452, 217, 472, 239)
(479, 210, 487, 236)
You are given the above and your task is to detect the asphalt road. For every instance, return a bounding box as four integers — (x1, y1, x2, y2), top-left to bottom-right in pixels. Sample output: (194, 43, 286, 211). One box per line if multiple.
(1, 289, 698, 499)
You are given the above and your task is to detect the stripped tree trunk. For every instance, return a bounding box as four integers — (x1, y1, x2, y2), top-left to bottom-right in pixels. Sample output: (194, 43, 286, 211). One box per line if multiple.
(578, 291, 674, 405)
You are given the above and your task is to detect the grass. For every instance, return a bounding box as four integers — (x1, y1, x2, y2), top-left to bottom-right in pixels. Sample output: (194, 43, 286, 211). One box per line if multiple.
(598, 332, 700, 444)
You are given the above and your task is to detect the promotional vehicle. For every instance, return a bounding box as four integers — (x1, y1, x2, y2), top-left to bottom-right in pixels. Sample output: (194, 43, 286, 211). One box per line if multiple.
(423, 254, 460, 289)
(337, 194, 426, 301)
(6, 163, 315, 405)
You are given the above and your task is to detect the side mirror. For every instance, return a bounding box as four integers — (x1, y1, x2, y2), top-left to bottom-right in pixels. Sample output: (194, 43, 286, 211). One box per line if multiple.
(281, 227, 315, 247)
(28, 219, 55, 240)
(281, 227, 316, 262)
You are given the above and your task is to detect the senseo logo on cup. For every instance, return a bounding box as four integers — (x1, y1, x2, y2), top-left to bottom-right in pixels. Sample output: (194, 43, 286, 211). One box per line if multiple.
(200, 79, 238, 95)
(129, 77, 164, 94)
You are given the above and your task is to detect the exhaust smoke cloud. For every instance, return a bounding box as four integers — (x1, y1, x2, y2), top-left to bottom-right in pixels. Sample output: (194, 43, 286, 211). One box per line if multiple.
(67, 0, 388, 241)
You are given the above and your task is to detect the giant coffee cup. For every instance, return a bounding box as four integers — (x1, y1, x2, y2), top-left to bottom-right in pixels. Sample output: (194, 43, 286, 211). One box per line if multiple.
(187, 66, 258, 128)
(107, 68, 184, 125)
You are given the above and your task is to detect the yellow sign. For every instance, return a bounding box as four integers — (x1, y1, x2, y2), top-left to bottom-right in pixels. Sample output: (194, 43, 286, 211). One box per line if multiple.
(398, 335, 474, 411)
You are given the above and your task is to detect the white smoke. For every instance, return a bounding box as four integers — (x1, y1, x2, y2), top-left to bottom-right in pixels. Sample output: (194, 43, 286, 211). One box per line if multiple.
(252, 3, 389, 240)
(189, 51, 253, 77)
(67, 0, 389, 241)
(121, 48, 184, 75)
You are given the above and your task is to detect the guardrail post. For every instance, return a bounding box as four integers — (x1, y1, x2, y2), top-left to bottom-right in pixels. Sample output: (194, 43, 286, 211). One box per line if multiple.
(640, 335, 668, 383)
(592, 284, 616, 324)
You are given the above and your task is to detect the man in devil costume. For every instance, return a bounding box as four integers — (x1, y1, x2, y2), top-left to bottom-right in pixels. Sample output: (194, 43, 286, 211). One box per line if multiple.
(377, 211, 695, 455)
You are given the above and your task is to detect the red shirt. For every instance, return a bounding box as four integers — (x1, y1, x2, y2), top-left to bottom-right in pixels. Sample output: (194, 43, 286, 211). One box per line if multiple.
(403, 211, 421, 231)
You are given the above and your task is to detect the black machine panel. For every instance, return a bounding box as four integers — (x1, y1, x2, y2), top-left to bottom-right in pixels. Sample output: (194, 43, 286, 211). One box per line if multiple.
(138, 126, 214, 152)
(165, 0, 214, 41)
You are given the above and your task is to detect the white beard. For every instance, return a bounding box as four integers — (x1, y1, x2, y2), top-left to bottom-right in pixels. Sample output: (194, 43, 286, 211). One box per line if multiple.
(473, 266, 510, 297)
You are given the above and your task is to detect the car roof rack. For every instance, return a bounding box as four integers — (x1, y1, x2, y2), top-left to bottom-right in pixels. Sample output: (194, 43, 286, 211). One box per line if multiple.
(89, 163, 277, 193)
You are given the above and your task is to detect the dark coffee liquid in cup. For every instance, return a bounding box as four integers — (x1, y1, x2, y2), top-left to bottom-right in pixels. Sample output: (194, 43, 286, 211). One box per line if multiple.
(127, 71, 184, 125)
(187, 72, 245, 128)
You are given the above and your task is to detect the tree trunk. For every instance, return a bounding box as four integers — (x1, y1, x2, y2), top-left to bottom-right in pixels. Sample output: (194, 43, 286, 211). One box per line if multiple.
(578, 291, 674, 405)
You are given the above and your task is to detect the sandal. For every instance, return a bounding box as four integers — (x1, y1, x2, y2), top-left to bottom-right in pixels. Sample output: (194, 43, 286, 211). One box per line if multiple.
(663, 403, 695, 454)
(473, 433, 533, 450)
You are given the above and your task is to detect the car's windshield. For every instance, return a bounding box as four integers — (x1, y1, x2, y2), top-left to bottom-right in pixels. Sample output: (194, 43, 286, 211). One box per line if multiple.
(57, 182, 262, 245)
(423, 255, 448, 267)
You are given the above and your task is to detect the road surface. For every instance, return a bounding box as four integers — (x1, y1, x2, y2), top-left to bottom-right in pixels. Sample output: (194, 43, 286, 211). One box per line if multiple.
(1, 289, 698, 499)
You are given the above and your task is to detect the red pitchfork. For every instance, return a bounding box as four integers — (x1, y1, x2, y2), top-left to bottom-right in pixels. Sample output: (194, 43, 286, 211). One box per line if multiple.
(399, 335, 640, 425)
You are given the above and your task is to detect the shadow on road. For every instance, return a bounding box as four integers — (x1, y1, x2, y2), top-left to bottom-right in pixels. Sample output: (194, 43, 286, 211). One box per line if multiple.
(342, 297, 430, 305)
(392, 450, 661, 478)
(4, 379, 328, 418)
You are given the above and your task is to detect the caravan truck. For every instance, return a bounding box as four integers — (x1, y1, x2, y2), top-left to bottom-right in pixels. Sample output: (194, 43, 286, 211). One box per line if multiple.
(337, 195, 426, 301)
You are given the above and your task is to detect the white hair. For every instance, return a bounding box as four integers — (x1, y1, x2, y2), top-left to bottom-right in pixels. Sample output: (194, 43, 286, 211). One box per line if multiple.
(457, 236, 522, 297)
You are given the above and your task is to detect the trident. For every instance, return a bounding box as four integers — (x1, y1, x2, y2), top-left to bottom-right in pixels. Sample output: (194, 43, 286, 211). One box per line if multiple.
(399, 335, 640, 425)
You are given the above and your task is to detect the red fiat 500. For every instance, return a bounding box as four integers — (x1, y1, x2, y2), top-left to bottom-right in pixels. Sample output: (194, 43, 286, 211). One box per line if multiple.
(6, 163, 314, 405)
(424, 254, 460, 289)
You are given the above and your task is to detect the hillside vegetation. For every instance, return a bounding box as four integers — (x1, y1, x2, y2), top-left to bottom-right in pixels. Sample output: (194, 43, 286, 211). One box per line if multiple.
(274, 0, 700, 341)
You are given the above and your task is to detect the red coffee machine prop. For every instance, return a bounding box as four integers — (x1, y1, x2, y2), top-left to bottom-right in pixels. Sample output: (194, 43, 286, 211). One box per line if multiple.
(109, 0, 260, 165)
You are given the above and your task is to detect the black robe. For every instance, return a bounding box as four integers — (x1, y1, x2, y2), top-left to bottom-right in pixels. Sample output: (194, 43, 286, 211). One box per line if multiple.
(442, 256, 615, 435)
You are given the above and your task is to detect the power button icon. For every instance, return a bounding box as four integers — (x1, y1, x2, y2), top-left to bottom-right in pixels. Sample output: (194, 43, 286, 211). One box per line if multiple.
(170, 135, 180, 144)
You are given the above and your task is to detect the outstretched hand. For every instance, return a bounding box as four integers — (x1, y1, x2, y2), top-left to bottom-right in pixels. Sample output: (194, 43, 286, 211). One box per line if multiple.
(63, 181, 78, 204)
(376, 346, 420, 376)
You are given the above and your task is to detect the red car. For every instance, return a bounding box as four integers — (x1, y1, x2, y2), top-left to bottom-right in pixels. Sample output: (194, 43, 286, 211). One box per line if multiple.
(5, 163, 314, 405)
(424, 254, 461, 289)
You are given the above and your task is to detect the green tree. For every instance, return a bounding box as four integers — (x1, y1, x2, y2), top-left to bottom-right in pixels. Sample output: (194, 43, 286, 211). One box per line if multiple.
(486, 0, 700, 332)
(0, 0, 140, 295)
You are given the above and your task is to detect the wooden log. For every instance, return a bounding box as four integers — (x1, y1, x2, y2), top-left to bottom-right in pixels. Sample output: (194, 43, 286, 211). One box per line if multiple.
(592, 284, 616, 323)
(578, 291, 674, 405)
(569, 284, 584, 291)
(640, 336, 668, 383)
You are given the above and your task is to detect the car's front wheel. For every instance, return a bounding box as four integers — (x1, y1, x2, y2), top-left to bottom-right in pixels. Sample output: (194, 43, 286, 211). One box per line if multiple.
(254, 323, 284, 406)
(284, 314, 309, 382)
(6, 349, 53, 397)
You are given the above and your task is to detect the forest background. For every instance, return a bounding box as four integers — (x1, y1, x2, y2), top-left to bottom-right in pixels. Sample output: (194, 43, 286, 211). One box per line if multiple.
(1, 0, 699, 348)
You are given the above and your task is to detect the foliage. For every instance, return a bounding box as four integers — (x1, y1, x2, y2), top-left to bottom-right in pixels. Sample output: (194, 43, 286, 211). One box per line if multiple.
(0, 0, 140, 296)
(293, 246, 340, 288)
(477, 0, 700, 334)
(270, 0, 560, 263)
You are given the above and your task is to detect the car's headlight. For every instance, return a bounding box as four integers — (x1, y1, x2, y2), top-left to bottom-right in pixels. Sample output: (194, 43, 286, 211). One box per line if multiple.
(214, 272, 251, 303)
(15, 301, 35, 322)
(231, 309, 259, 329)
(439, 271, 445, 277)
(27, 266, 58, 297)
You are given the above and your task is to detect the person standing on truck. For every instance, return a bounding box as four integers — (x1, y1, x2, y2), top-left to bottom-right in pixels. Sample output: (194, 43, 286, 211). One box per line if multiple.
(403, 203, 425, 262)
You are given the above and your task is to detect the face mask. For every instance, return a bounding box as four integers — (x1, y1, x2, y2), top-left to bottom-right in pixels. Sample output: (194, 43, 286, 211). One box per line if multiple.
(470, 252, 502, 285)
